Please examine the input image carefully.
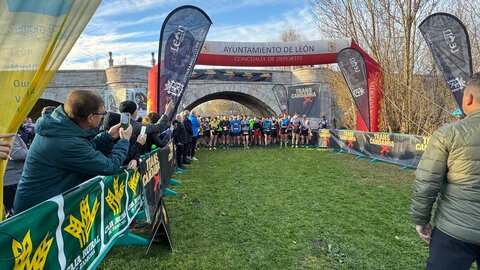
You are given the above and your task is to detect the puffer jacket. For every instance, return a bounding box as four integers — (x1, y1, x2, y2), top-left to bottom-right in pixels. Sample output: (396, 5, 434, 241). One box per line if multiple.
(410, 110, 480, 245)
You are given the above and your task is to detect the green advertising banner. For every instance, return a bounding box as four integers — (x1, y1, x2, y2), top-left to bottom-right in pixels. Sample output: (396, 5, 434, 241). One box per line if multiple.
(62, 177, 103, 270)
(0, 171, 143, 270)
(0, 199, 61, 269)
(126, 169, 143, 220)
(102, 173, 129, 247)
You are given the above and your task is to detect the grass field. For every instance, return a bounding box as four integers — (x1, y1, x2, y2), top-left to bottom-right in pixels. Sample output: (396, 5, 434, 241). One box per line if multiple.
(99, 147, 429, 270)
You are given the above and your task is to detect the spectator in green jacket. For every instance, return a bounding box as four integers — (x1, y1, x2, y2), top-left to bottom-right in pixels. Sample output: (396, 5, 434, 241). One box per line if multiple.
(14, 90, 132, 214)
(410, 74, 480, 269)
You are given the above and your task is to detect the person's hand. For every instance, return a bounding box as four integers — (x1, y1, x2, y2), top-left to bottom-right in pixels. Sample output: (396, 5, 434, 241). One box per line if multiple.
(165, 99, 174, 115)
(108, 123, 121, 139)
(137, 134, 147, 145)
(119, 125, 133, 140)
(127, 159, 138, 170)
(0, 133, 15, 160)
(416, 223, 433, 244)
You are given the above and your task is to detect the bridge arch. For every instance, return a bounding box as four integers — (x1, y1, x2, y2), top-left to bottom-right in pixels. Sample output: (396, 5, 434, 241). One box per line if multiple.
(30, 98, 63, 120)
(185, 91, 276, 116)
(182, 83, 280, 116)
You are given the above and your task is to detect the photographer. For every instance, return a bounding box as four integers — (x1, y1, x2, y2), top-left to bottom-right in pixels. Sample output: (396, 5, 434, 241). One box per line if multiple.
(14, 90, 132, 214)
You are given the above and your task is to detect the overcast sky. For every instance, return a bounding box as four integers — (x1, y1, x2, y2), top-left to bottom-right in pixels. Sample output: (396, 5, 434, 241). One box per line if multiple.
(60, 0, 324, 69)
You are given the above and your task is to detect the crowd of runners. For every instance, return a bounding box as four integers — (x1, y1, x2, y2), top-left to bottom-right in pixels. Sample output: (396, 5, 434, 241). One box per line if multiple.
(193, 113, 329, 149)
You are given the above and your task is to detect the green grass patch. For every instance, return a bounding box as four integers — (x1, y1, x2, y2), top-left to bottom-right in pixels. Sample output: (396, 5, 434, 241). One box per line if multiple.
(99, 148, 428, 269)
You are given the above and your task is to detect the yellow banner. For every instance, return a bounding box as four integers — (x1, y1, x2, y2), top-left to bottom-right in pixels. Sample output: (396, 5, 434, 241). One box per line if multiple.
(0, 0, 101, 220)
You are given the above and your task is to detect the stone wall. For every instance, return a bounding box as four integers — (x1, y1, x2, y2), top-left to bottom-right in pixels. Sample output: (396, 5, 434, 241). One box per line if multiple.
(105, 65, 150, 91)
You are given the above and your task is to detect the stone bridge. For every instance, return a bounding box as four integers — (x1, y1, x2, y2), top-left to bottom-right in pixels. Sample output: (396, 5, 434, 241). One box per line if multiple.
(37, 65, 334, 120)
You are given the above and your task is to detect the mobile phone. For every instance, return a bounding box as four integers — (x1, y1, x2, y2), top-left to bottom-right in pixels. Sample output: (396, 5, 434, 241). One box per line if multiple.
(120, 113, 130, 130)
(140, 126, 146, 136)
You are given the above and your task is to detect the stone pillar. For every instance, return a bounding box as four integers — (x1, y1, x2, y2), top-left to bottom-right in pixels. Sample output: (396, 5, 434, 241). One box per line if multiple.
(108, 51, 114, 67)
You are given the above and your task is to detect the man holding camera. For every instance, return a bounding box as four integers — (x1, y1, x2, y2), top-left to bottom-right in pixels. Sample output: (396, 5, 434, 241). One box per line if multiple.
(14, 90, 133, 214)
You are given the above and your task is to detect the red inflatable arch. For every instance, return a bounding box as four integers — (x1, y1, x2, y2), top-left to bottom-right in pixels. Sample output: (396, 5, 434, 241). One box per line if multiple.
(148, 38, 383, 131)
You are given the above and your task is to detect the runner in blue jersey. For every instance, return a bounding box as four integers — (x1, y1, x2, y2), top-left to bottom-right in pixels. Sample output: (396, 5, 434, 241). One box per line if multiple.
(230, 115, 242, 148)
(280, 114, 290, 148)
(262, 117, 272, 147)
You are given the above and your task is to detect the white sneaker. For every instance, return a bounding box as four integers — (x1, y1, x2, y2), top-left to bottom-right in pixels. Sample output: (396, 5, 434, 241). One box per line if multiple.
(192, 157, 199, 161)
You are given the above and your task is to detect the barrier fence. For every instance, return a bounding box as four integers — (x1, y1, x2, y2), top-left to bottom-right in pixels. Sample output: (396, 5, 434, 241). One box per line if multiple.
(0, 143, 176, 270)
(316, 129, 429, 168)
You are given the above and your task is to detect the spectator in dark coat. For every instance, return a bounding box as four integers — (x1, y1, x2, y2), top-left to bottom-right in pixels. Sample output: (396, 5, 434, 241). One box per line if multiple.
(182, 110, 193, 164)
(172, 114, 187, 170)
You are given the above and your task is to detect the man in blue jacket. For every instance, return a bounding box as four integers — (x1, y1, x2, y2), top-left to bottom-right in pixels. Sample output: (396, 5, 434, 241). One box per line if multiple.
(189, 110, 200, 161)
(14, 90, 132, 214)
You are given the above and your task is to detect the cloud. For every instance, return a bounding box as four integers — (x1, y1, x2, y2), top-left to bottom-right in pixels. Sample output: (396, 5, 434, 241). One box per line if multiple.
(62, 3, 324, 69)
(207, 7, 322, 42)
(94, 0, 173, 18)
(204, 0, 293, 15)
(60, 31, 158, 69)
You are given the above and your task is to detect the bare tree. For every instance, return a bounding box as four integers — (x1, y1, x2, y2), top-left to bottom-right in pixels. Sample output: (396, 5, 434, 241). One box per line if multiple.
(278, 25, 308, 70)
(451, 0, 480, 68)
(91, 58, 101, 69)
(280, 24, 304, 42)
(309, 0, 462, 134)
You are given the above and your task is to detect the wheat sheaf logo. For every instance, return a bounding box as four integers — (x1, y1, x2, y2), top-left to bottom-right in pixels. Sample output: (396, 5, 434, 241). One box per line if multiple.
(128, 170, 140, 196)
(12, 230, 53, 270)
(106, 177, 125, 215)
(64, 195, 100, 248)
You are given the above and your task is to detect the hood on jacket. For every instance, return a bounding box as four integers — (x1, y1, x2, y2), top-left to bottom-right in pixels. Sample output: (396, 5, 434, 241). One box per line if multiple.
(35, 106, 98, 139)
